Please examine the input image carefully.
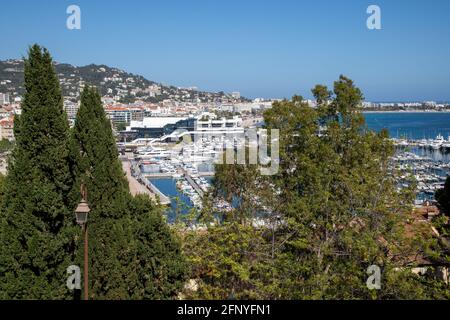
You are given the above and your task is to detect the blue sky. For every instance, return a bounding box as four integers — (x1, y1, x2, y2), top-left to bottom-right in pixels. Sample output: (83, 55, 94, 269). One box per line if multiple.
(1, 0, 449, 101)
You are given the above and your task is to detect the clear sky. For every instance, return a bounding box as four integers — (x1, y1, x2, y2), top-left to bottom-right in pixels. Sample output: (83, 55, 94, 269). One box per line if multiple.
(1, 0, 449, 101)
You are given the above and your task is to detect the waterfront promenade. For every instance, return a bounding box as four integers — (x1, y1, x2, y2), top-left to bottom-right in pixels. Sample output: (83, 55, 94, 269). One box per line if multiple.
(121, 158, 171, 205)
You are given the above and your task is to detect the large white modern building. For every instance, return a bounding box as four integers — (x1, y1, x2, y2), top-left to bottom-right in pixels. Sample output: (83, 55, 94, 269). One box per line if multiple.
(122, 112, 244, 142)
(196, 112, 243, 134)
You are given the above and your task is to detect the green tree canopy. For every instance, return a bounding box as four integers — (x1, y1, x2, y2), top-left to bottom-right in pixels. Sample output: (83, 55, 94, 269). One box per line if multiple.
(0, 44, 75, 299)
(69, 86, 187, 299)
(184, 75, 446, 299)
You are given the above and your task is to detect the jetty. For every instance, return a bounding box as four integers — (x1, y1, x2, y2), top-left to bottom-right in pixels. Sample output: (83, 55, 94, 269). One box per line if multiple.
(183, 169, 205, 198)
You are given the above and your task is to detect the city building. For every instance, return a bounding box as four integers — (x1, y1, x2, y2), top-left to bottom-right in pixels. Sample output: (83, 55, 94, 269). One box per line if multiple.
(0, 117, 14, 141)
(0, 93, 10, 105)
(0, 107, 10, 118)
(64, 101, 79, 119)
(123, 112, 244, 142)
(231, 91, 241, 99)
(126, 116, 192, 139)
(196, 113, 243, 133)
(104, 105, 133, 124)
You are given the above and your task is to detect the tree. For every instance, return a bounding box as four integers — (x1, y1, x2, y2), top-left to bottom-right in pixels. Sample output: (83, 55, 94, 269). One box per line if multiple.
(69, 86, 129, 214)
(184, 76, 443, 299)
(433, 177, 450, 292)
(69, 86, 187, 299)
(128, 195, 188, 299)
(264, 76, 438, 299)
(436, 177, 450, 215)
(0, 174, 6, 206)
(0, 45, 75, 299)
(0, 139, 14, 153)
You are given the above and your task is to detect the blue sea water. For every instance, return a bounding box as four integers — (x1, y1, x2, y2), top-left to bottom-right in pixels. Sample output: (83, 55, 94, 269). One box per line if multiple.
(364, 112, 450, 162)
(364, 112, 450, 140)
(150, 177, 213, 221)
(150, 178, 193, 222)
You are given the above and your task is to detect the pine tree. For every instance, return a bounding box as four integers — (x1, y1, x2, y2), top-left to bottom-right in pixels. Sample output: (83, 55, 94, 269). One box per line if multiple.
(0, 45, 75, 299)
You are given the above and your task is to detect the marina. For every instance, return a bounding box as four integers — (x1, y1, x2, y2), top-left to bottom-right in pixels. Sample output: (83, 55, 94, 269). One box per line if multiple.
(365, 112, 450, 204)
(392, 150, 449, 204)
(391, 135, 450, 204)
(127, 133, 239, 217)
(391, 135, 450, 150)
(125, 112, 450, 215)
(130, 142, 222, 216)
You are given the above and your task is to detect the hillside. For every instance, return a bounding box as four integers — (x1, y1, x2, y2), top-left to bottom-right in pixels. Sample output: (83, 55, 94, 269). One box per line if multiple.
(0, 59, 248, 104)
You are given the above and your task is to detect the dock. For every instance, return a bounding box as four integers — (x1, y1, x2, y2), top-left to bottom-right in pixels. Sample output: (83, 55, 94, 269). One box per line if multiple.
(143, 173, 176, 179)
(143, 171, 214, 179)
(182, 169, 205, 198)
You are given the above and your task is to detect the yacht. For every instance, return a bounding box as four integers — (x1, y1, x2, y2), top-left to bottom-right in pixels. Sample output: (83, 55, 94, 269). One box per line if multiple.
(430, 134, 444, 150)
(442, 136, 450, 149)
(418, 138, 428, 147)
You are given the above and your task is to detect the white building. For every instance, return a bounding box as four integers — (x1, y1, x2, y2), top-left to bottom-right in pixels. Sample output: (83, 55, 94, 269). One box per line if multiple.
(231, 92, 241, 99)
(64, 101, 79, 119)
(196, 113, 243, 134)
(0, 93, 10, 105)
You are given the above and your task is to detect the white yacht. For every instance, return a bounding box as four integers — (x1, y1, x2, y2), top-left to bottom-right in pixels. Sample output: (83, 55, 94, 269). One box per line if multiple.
(430, 134, 444, 150)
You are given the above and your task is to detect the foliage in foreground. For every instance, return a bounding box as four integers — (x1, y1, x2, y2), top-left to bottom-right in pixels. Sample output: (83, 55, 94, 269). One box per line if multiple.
(0, 45, 187, 299)
(0, 45, 75, 299)
(182, 76, 449, 300)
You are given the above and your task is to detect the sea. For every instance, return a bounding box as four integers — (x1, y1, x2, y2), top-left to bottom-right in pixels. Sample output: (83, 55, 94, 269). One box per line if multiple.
(364, 112, 450, 140)
(153, 112, 450, 216)
(150, 177, 213, 222)
(365, 112, 450, 162)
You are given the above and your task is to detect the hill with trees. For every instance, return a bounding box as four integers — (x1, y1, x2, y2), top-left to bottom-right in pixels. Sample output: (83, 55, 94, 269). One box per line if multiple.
(0, 59, 249, 104)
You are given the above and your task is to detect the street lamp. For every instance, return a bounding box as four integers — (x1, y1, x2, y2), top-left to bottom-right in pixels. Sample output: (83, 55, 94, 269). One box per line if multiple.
(75, 189, 90, 301)
(75, 200, 90, 225)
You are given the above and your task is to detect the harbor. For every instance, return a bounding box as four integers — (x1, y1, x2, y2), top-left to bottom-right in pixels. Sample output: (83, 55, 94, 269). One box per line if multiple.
(392, 134, 450, 150)
(392, 150, 450, 204)
(391, 135, 450, 203)
(375, 133, 450, 204)
(123, 129, 241, 217)
(123, 113, 450, 214)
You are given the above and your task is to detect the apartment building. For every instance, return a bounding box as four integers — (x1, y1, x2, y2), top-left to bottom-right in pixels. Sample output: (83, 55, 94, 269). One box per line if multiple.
(0, 93, 10, 105)
(0, 117, 14, 141)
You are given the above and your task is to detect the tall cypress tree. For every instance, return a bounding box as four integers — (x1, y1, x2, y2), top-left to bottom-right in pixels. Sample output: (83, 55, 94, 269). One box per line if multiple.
(70, 86, 187, 299)
(69, 86, 130, 299)
(69, 86, 129, 213)
(0, 45, 75, 299)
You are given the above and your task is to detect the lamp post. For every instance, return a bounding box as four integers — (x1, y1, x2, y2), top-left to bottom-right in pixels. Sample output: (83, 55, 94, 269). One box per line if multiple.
(75, 191, 91, 301)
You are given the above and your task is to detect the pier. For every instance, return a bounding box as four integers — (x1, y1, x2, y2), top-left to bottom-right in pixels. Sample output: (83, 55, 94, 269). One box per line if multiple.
(143, 172, 177, 179)
(182, 169, 205, 198)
